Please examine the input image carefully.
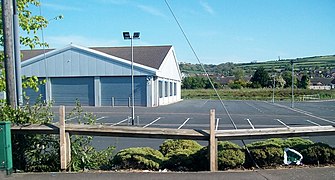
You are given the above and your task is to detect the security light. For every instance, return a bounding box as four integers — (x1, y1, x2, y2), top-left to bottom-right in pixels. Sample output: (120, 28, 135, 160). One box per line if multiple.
(123, 32, 131, 39)
(122, 31, 141, 125)
(133, 32, 140, 39)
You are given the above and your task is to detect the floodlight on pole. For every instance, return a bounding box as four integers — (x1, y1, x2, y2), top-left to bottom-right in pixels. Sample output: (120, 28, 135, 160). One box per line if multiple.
(291, 60, 295, 108)
(123, 32, 140, 125)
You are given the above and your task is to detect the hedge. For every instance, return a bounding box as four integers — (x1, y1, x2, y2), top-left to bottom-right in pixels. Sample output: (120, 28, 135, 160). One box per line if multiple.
(112, 147, 165, 170)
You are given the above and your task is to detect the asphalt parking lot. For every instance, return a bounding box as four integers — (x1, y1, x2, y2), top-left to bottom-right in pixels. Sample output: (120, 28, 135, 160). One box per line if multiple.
(55, 99, 335, 151)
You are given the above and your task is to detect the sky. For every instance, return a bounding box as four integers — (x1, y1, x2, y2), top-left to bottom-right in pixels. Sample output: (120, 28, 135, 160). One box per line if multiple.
(27, 0, 335, 64)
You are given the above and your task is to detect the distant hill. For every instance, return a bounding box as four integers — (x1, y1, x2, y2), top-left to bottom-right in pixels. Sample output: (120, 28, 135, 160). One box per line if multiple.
(237, 55, 335, 72)
(179, 55, 335, 76)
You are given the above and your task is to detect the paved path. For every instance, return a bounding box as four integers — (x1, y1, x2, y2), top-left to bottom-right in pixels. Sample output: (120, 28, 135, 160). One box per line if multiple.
(2, 167, 335, 180)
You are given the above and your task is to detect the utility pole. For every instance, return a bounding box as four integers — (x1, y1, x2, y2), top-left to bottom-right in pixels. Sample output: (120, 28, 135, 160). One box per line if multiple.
(291, 60, 294, 108)
(13, 0, 23, 106)
(2, 0, 17, 108)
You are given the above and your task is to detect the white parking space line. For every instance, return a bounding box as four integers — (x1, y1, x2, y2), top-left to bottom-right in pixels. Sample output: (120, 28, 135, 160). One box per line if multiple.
(143, 117, 161, 128)
(275, 119, 290, 128)
(215, 118, 220, 131)
(246, 118, 255, 129)
(96, 116, 107, 121)
(245, 102, 263, 113)
(111, 118, 129, 126)
(178, 118, 191, 129)
(65, 116, 78, 122)
(270, 102, 335, 125)
(306, 120, 321, 126)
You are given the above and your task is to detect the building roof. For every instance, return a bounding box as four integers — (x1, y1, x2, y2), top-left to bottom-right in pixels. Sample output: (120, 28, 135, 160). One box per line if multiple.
(310, 77, 334, 85)
(21, 45, 172, 70)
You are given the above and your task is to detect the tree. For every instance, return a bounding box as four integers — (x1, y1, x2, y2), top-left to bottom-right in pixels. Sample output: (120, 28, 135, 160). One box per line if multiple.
(250, 67, 270, 88)
(282, 71, 297, 88)
(1, 0, 50, 93)
(298, 75, 310, 89)
(275, 75, 286, 88)
(232, 68, 245, 81)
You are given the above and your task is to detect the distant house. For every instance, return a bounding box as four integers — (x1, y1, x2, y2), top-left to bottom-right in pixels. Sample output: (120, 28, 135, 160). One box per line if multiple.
(309, 77, 334, 90)
(20, 44, 182, 107)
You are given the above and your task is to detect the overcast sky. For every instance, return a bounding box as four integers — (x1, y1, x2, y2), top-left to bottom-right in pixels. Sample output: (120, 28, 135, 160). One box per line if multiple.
(29, 0, 335, 64)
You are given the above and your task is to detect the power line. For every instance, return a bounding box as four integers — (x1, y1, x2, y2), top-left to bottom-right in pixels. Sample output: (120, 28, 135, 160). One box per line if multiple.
(164, 0, 259, 168)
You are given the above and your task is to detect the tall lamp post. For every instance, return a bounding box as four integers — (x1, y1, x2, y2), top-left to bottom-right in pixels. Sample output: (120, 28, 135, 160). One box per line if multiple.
(291, 60, 294, 108)
(123, 32, 140, 125)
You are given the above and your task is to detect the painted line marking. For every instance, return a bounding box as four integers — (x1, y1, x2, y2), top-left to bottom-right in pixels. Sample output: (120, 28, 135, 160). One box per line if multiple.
(306, 120, 321, 126)
(178, 118, 191, 129)
(96, 116, 107, 121)
(245, 102, 263, 113)
(65, 116, 78, 122)
(246, 118, 255, 129)
(215, 118, 220, 131)
(272, 103, 335, 125)
(275, 119, 290, 128)
(143, 117, 161, 128)
(111, 118, 129, 126)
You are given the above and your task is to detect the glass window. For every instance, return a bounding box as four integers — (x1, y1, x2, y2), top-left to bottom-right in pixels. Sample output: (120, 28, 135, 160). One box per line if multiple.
(170, 82, 173, 96)
(165, 81, 168, 97)
(174, 82, 177, 96)
(159, 81, 163, 98)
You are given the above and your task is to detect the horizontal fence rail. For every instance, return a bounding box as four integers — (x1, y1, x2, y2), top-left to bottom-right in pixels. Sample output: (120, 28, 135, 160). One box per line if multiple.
(11, 124, 335, 140)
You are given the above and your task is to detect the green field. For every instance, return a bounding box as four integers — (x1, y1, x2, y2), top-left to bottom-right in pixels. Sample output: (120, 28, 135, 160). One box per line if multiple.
(237, 55, 335, 72)
(182, 88, 335, 101)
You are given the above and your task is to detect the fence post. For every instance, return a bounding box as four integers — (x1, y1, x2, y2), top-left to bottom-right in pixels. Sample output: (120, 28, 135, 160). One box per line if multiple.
(209, 109, 217, 172)
(59, 105, 70, 171)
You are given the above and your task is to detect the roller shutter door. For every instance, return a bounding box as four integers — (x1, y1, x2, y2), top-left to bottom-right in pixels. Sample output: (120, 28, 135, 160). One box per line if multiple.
(51, 77, 94, 106)
(101, 77, 147, 106)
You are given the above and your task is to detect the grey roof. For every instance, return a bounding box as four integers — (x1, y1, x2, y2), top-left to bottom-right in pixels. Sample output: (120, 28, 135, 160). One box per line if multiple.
(21, 45, 172, 70)
(310, 77, 334, 85)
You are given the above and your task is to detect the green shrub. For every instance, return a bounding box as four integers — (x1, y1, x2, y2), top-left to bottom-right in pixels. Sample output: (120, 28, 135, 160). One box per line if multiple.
(112, 147, 165, 170)
(299, 143, 335, 165)
(245, 140, 283, 167)
(162, 149, 196, 171)
(159, 139, 202, 156)
(190, 141, 245, 171)
(159, 139, 203, 171)
(283, 137, 314, 150)
(217, 141, 245, 170)
(191, 147, 209, 171)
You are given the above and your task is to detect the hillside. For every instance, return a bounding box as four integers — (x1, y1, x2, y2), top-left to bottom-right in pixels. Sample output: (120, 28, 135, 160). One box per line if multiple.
(179, 55, 335, 76)
(237, 55, 335, 72)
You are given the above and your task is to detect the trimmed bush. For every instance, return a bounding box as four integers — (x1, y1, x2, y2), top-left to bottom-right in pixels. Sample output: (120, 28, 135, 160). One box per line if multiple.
(283, 137, 314, 150)
(191, 147, 209, 171)
(191, 141, 245, 171)
(245, 140, 283, 167)
(217, 141, 245, 170)
(159, 139, 203, 171)
(299, 143, 335, 165)
(159, 139, 202, 156)
(112, 147, 165, 170)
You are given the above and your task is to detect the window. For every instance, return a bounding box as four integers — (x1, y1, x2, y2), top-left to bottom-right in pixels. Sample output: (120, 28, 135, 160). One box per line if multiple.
(170, 82, 173, 96)
(174, 82, 177, 96)
(165, 81, 168, 97)
(159, 81, 163, 98)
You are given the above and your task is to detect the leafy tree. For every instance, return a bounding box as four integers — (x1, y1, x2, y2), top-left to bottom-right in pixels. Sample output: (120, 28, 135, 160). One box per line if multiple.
(275, 75, 286, 88)
(232, 68, 245, 81)
(298, 75, 310, 89)
(282, 71, 297, 88)
(182, 76, 220, 89)
(250, 67, 270, 88)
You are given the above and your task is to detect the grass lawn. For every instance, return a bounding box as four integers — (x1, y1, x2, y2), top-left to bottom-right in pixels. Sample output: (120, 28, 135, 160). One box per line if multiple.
(181, 88, 335, 101)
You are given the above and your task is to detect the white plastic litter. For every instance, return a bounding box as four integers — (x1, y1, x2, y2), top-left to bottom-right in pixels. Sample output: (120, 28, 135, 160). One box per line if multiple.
(283, 148, 303, 165)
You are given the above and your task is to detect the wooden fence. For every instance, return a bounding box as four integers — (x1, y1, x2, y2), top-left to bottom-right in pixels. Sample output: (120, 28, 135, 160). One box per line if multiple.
(11, 106, 335, 172)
